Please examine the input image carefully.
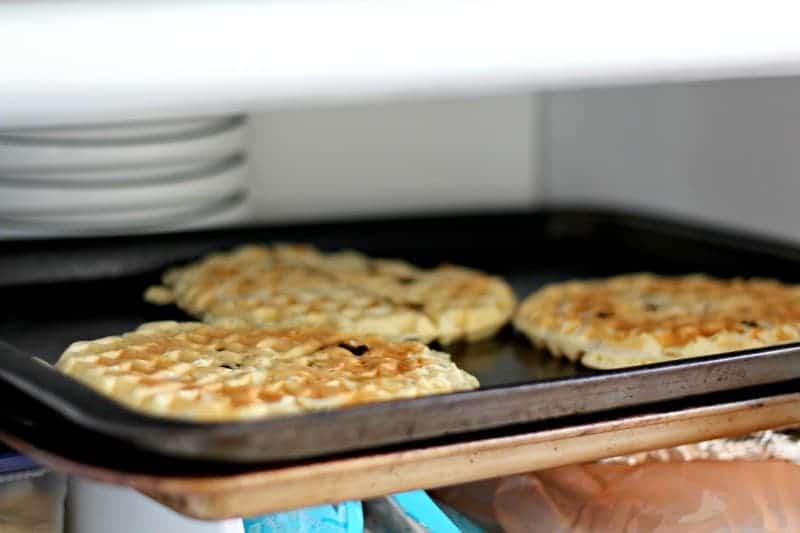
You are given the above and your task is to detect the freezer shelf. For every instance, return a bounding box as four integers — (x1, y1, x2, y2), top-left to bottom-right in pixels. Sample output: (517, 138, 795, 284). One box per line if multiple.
(3, 1, 800, 126)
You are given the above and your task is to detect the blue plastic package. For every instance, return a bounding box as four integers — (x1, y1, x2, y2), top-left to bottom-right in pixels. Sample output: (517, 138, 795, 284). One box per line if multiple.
(0, 447, 40, 477)
(388, 490, 464, 532)
(241, 489, 484, 532)
(242, 501, 363, 533)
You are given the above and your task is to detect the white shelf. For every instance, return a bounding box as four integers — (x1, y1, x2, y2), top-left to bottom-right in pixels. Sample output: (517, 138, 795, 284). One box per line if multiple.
(3, 0, 800, 127)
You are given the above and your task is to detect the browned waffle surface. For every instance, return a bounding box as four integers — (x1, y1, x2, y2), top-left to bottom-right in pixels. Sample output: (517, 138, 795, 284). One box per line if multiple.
(56, 321, 479, 421)
(145, 244, 516, 344)
(515, 273, 800, 369)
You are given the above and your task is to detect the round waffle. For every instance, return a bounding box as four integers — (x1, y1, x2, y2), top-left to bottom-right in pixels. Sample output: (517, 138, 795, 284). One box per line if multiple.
(55, 321, 479, 421)
(145, 244, 516, 344)
(514, 273, 800, 369)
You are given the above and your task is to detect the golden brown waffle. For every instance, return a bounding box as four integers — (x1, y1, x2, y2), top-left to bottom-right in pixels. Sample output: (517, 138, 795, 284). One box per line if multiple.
(55, 322, 479, 421)
(145, 244, 516, 344)
(514, 273, 800, 369)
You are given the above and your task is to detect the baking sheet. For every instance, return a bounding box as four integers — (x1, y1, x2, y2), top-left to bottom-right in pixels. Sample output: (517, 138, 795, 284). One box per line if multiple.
(1, 208, 800, 464)
(4, 386, 800, 518)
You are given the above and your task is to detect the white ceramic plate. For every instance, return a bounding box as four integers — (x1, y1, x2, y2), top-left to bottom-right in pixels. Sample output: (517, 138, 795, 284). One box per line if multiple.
(0, 160, 248, 214)
(0, 155, 243, 185)
(0, 116, 233, 143)
(0, 118, 246, 171)
(4, 193, 244, 226)
(0, 192, 250, 238)
(175, 195, 253, 231)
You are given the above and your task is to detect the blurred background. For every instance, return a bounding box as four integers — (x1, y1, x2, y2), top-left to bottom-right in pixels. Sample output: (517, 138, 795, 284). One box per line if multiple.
(5, 80, 800, 239)
(248, 79, 800, 242)
(3, 1, 799, 240)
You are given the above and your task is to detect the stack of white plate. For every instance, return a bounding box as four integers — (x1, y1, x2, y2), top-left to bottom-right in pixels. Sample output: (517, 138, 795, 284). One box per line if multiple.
(0, 116, 250, 238)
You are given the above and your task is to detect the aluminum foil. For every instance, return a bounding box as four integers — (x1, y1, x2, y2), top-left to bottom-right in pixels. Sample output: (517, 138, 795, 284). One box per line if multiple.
(602, 428, 800, 465)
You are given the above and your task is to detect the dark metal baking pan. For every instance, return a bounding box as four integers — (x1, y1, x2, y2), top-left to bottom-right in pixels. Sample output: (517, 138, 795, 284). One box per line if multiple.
(1, 207, 800, 464)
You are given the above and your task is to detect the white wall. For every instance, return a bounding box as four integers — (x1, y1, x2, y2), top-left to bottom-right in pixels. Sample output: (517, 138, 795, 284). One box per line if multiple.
(246, 95, 539, 222)
(545, 77, 800, 241)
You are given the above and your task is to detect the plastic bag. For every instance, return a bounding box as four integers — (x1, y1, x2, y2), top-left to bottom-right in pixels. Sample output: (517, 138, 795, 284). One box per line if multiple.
(433, 431, 800, 532)
(494, 461, 800, 532)
(0, 449, 65, 533)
